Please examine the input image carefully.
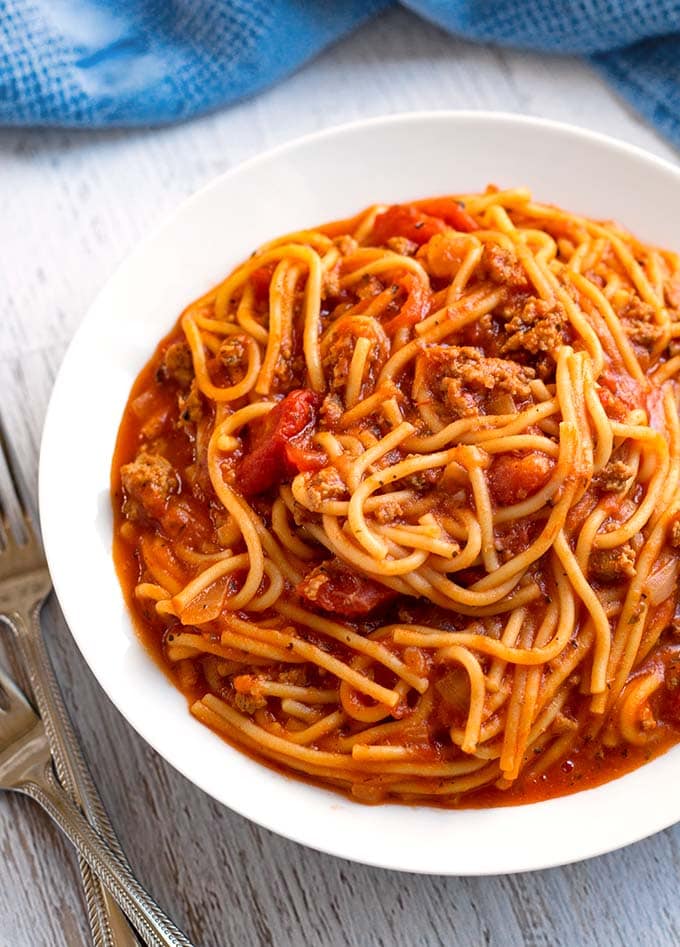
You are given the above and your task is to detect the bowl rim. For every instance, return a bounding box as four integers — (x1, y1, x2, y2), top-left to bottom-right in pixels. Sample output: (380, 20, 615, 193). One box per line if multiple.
(39, 110, 680, 875)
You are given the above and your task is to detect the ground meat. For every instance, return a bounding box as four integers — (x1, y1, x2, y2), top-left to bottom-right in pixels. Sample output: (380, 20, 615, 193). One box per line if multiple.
(321, 316, 389, 395)
(322, 332, 355, 392)
(296, 466, 347, 512)
(665, 274, 680, 311)
(275, 667, 309, 686)
(178, 379, 203, 425)
(620, 295, 663, 348)
(670, 519, 680, 549)
(156, 342, 194, 389)
(296, 558, 397, 616)
(120, 452, 178, 522)
(234, 691, 267, 714)
(593, 459, 633, 493)
(501, 297, 568, 357)
(221, 685, 267, 715)
(415, 345, 535, 419)
(478, 244, 528, 288)
(621, 294, 657, 323)
(386, 236, 418, 256)
(320, 393, 344, 426)
(496, 291, 532, 323)
(274, 352, 307, 394)
(584, 269, 607, 288)
(356, 275, 385, 300)
(333, 235, 359, 257)
(494, 519, 538, 559)
(488, 451, 555, 506)
(322, 266, 341, 298)
(400, 466, 442, 491)
(371, 498, 411, 523)
(217, 335, 248, 384)
(589, 544, 637, 583)
(622, 318, 663, 347)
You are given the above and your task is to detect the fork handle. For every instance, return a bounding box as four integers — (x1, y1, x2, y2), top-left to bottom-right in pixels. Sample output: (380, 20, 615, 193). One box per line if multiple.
(7, 606, 139, 947)
(20, 761, 194, 947)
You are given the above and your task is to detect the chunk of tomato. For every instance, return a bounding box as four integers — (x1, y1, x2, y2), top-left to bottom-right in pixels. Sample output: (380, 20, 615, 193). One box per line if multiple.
(371, 205, 447, 246)
(237, 389, 324, 496)
(414, 197, 479, 233)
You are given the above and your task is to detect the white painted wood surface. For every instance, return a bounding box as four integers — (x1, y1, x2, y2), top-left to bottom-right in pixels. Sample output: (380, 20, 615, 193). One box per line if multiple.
(1, 9, 679, 946)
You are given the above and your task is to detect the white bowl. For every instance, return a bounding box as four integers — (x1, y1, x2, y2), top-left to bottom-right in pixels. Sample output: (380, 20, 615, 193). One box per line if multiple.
(40, 112, 680, 875)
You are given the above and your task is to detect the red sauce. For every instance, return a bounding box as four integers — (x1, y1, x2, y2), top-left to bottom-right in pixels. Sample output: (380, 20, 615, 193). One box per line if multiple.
(112, 196, 680, 807)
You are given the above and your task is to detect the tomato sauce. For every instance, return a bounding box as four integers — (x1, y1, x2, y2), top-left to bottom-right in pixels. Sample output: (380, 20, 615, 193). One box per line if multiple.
(111, 196, 680, 808)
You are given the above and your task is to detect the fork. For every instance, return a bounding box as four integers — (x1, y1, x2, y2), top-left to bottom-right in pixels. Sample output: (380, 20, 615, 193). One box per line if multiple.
(0, 659, 193, 947)
(0, 417, 140, 946)
(0, 416, 191, 946)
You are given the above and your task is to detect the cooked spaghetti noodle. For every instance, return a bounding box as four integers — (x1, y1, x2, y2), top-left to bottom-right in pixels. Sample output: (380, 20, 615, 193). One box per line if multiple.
(112, 188, 680, 806)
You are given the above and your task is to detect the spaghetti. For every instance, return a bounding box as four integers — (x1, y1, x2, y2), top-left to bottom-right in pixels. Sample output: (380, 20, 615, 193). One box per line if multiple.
(112, 188, 680, 806)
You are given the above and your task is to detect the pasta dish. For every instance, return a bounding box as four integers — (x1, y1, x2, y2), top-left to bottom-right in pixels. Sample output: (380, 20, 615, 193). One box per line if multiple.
(112, 188, 680, 806)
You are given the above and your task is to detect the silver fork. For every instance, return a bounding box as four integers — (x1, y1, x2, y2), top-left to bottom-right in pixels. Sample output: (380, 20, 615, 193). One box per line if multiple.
(0, 659, 193, 947)
(0, 416, 138, 946)
(0, 416, 192, 947)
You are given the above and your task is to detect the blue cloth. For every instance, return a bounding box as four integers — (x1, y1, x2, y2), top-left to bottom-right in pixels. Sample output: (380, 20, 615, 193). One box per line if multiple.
(1, 1, 680, 145)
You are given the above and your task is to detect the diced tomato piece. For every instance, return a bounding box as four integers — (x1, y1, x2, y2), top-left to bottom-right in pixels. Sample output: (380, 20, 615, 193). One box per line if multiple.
(161, 496, 214, 544)
(249, 264, 276, 304)
(371, 205, 447, 246)
(372, 200, 479, 248)
(598, 369, 644, 420)
(488, 452, 555, 507)
(296, 558, 398, 616)
(383, 273, 430, 333)
(237, 389, 324, 496)
(283, 441, 327, 473)
(414, 197, 480, 233)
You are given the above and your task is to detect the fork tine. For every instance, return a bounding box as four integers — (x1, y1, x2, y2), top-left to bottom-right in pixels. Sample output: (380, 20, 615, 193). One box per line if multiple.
(0, 411, 33, 545)
(0, 663, 10, 712)
(0, 631, 34, 715)
(0, 411, 29, 513)
(0, 450, 11, 540)
(0, 499, 18, 551)
(0, 659, 34, 717)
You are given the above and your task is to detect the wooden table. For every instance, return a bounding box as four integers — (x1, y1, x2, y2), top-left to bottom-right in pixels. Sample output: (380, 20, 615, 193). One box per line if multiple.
(1, 9, 678, 946)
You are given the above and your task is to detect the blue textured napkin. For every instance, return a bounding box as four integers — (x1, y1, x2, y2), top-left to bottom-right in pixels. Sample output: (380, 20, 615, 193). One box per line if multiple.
(1, 0, 680, 146)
